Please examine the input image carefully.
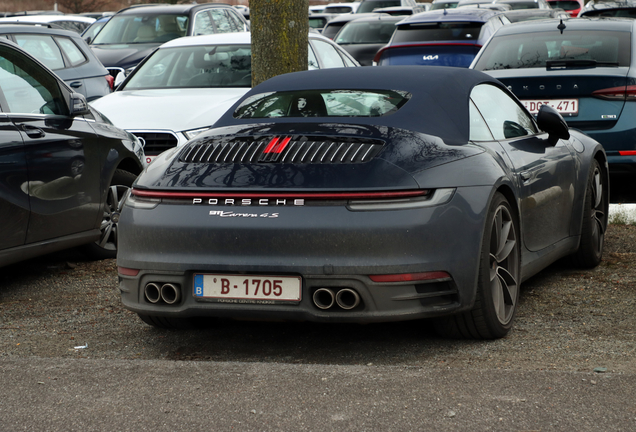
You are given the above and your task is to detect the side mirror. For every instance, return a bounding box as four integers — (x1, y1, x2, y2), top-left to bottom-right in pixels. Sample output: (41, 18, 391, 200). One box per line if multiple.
(69, 92, 91, 117)
(114, 72, 126, 89)
(536, 104, 570, 146)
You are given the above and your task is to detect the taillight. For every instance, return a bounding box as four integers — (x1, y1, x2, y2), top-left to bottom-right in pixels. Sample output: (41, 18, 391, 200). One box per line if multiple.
(369, 271, 451, 283)
(105, 74, 115, 91)
(592, 85, 636, 101)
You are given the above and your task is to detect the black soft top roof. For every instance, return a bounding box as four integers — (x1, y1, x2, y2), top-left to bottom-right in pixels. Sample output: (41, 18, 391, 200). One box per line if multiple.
(214, 66, 505, 145)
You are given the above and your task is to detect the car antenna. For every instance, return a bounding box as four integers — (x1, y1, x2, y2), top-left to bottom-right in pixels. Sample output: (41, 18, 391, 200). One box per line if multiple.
(557, 19, 566, 34)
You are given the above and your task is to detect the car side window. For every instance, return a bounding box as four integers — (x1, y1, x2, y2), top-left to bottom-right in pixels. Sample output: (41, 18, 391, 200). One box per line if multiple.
(208, 9, 234, 33)
(311, 39, 346, 68)
(193, 11, 215, 35)
(225, 9, 247, 32)
(308, 44, 319, 70)
(14, 34, 65, 70)
(469, 99, 494, 141)
(470, 84, 537, 140)
(0, 46, 67, 116)
(56, 37, 87, 67)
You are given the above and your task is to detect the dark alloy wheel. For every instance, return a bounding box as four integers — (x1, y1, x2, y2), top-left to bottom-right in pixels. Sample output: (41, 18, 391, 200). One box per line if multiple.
(82, 169, 137, 260)
(435, 192, 520, 339)
(571, 159, 608, 269)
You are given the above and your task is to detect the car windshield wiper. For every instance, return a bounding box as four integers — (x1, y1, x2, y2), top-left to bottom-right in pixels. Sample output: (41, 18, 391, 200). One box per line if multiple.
(546, 59, 619, 70)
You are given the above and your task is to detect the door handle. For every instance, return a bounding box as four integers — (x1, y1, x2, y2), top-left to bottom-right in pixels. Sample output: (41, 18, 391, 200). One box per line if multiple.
(69, 81, 83, 88)
(18, 124, 45, 139)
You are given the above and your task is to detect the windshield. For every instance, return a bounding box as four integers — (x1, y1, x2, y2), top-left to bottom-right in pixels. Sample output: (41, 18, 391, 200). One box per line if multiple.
(430, 1, 459, 9)
(92, 13, 188, 44)
(335, 21, 397, 44)
(124, 44, 252, 89)
(474, 30, 631, 70)
(548, 0, 581, 9)
(392, 22, 484, 43)
(582, 8, 636, 17)
(234, 89, 411, 118)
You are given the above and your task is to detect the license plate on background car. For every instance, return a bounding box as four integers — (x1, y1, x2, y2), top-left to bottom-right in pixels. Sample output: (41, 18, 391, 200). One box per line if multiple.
(522, 99, 579, 116)
(193, 274, 302, 303)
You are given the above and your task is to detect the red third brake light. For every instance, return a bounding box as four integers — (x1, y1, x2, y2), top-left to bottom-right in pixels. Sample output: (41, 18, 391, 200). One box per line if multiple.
(592, 85, 636, 101)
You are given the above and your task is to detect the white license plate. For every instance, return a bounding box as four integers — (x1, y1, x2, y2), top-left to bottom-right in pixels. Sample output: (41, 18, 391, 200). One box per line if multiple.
(522, 99, 579, 115)
(193, 274, 302, 303)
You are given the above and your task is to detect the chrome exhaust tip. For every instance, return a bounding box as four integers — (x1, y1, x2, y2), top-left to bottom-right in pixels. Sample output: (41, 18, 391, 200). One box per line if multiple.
(336, 288, 360, 310)
(144, 283, 161, 304)
(161, 283, 181, 305)
(313, 288, 335, 310)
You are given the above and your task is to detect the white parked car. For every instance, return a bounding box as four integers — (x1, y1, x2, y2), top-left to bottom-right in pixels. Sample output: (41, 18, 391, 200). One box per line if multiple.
(0, 14, 95, 33)
(90, 31, 359, 163)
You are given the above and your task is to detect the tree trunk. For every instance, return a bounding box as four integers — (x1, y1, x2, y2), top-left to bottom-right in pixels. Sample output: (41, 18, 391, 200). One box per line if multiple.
(249, 0, 309, 87)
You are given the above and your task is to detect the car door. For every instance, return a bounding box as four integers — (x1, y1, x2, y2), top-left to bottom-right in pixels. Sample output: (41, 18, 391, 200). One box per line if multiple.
(0, 107, 28, 250)
(0, 43, 101, 245)
(470, 83, 577, 252)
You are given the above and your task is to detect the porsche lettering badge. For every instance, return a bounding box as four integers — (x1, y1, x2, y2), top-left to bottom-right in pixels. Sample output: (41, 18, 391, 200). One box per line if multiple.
(193, 198, 305, 206)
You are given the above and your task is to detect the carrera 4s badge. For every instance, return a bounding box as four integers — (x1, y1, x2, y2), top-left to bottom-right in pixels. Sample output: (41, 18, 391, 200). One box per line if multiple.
(210, 211, 279, 218)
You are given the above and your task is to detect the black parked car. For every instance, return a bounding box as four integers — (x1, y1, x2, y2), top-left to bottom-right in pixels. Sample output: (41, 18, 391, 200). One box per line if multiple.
(0, 38, 145, 267)
(0, 23, 112, 101)
(90, 3, 249, 80)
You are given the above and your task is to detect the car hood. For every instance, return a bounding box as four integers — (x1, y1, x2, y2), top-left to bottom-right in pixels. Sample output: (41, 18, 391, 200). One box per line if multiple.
(134, 123, 484, 191)
(90, 88, 250, 134)
(90, 43, 159, 69)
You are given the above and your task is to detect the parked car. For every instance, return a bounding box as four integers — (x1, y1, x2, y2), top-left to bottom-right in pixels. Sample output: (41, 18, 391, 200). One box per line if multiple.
(547, 0, 584, 16)
(334, 14, 402, 65)
(430, 0, 461, 9)
(0, 38, 145, 267)
(309, 13, 338, 33)
(0, 23, 113, 101)
(321, 12, 389, 39)
(91, 32, 359, 163)
(372, 6, 420, 14)
(116, 66, 608, 339)
(89, 3, 249, 80)
(0, 14, 96, 33)
(356, 0, 425, 13)
(373, 8, 509, 67)
(494, 0, 553, 8)
(503, 7, 571, 21)
(579, 0, 636, 17)
(323, 2, 361, 13)
(471, 17, 636, 174)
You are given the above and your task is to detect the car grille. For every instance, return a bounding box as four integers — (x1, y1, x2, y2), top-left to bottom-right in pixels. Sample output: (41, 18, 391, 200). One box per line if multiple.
(131, 132, 179, 156)
(180, 136, 385, 164)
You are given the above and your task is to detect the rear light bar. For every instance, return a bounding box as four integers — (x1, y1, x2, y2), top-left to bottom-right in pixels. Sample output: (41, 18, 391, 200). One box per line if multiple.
(592, 85, 636, 101)
(131, 188, 429, 201)
(373, 43, 481, 64)
(369, 271, 451, 283)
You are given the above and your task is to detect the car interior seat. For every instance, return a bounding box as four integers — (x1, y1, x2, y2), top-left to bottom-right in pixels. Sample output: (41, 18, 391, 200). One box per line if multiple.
(288, 93, 328, 117)
(134, 25, 157, 42)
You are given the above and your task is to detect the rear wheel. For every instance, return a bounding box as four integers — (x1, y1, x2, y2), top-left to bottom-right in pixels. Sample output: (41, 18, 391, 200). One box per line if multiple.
(435, 192, 520, 339)
(82, 169, 137, 260)
(570, 159, 607, 268)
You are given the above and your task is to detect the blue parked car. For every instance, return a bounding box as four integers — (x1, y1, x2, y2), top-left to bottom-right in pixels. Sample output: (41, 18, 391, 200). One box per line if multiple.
(471, 17, 636, 174)
(373, 8, 509, 67)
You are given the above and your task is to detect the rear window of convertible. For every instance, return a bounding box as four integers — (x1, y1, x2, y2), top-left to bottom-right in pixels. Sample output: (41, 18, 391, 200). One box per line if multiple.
(233, 89, 411, 118)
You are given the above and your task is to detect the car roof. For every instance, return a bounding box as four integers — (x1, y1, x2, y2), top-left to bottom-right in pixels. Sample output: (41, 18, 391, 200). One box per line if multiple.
(159, 31, 341, 49)
(343, 14, 406, 23)
(116, 3, 234, 15)
(214, 66, 504, 145)
(493, 15, 635, 34)
(399, 7, 504, 23)
(0, 14, 95, 24)
(0, 22, 86, 36)
(326, 12, 390, 24)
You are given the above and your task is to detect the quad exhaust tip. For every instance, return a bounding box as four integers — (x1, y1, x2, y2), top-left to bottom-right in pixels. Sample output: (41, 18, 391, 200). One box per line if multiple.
(313, 288, 335, 309)
(145, 282, 181, 305)
(336, 288, 361, 310)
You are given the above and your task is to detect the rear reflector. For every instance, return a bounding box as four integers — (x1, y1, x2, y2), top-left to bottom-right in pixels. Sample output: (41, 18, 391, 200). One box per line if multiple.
(619, 151, 636, 156)
(592, 85, 636, 101)
(118, 267, 140, 276)
(369, 271, 451, 283)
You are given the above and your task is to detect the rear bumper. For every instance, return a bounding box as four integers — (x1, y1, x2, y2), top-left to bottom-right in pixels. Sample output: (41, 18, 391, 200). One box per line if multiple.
(117, 185, 493, 323)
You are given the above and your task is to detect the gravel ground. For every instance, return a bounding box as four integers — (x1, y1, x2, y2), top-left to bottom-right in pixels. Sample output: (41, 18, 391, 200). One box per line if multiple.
(0, 224, 635, 374)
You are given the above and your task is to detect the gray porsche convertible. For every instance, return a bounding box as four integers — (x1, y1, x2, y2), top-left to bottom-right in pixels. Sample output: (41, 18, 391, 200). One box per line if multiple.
(116, 66, 608, 339)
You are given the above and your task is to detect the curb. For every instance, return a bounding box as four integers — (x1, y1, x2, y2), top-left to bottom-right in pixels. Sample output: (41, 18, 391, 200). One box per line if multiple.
(609, 203, 636, 224)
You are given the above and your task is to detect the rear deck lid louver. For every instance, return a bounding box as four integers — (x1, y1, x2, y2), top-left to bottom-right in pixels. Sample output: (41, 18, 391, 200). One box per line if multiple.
(179, 136, 385, 164)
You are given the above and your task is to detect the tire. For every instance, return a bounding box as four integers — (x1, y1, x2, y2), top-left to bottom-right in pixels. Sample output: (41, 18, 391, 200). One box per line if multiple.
(435, 192, 521, 339)
(570, 159, 608, 269)
(82, 169, 137, 260)
(137, 314, 195, 330)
